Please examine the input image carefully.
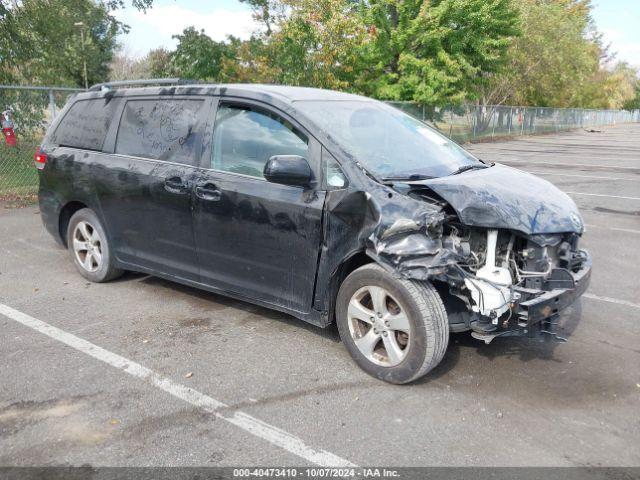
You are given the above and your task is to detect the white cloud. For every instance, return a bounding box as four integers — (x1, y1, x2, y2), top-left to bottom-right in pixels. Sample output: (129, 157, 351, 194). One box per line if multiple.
(600, 28, 640, 70)
(133, 5, 255, 41)
(116, 5, 256, 57)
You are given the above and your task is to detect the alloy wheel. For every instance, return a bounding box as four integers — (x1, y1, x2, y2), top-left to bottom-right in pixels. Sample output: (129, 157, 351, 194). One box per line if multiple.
(347, 286, 411, 367)
(72, 221, 103, 273)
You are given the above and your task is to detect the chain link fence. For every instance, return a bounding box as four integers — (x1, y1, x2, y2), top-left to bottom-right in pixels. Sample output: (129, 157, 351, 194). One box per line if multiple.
(0, 86, 82, 205)
(387, 102, 640, 142)
(1, 84, 639, 204)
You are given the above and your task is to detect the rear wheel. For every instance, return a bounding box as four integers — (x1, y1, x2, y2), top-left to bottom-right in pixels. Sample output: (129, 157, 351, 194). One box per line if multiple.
(336, 263, 449, 384)
(67, 208, 123, 283)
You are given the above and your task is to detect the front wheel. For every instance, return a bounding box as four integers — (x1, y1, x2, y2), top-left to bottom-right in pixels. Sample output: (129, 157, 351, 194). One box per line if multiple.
(67, 208, 124, 283)
(336, 263, 449, 384)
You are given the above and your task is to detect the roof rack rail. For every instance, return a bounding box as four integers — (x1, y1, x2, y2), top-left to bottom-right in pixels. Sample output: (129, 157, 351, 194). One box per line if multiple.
(88, 78, 200, 92)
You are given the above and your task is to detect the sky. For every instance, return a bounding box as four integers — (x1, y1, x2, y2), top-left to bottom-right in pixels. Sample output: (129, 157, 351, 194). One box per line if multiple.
(115, 0, 640, 69)
(592, 0, 640, 69)
(114, 0, 255, 56)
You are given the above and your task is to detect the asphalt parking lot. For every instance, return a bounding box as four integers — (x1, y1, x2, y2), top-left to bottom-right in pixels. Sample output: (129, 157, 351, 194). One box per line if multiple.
(1, 124, 639, 468)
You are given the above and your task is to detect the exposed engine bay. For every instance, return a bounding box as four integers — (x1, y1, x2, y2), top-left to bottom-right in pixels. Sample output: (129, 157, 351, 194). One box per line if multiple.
(440, 224, 590, 342)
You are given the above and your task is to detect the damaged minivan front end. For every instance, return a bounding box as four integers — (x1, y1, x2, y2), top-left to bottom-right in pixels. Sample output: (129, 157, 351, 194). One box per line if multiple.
(362, 164, 592, 344)
(300, 98, 592, 347)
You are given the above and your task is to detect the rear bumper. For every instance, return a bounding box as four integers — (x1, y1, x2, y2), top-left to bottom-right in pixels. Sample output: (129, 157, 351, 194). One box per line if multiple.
(38, 185, 65, 245)
(516, 251, 592, 325)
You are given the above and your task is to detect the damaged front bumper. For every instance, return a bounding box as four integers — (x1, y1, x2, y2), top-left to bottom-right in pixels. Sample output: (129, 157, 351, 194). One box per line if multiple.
(473, 251, 592, 343)
(517, 254, 591, 324)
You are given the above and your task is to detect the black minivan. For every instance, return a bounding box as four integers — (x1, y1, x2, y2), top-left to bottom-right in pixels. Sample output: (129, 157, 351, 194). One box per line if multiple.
(36, 82, 591, 384)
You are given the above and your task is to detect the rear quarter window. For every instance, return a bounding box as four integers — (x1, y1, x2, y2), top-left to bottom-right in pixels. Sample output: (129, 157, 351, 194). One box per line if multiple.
(52, 98, 119, 151)
(115, 99, 204, 165)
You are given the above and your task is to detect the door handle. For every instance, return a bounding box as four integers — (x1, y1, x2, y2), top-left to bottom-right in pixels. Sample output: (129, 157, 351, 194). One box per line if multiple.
(195, 183, 222, 201)
(164, 176, 189, 194)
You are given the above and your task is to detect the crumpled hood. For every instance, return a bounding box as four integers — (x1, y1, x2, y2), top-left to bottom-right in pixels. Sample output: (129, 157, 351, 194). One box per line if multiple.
(421, 164, 584, 235)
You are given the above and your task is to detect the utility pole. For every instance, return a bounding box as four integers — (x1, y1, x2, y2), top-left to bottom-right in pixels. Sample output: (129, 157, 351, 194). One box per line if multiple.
(74, 22, 88, 90)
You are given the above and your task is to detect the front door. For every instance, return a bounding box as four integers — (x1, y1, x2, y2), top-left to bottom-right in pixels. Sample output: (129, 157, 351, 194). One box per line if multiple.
(192, 101, 326, 313)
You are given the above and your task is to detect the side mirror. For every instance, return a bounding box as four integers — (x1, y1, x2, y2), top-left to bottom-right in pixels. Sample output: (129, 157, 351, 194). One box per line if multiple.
(263, 155, 314, 188)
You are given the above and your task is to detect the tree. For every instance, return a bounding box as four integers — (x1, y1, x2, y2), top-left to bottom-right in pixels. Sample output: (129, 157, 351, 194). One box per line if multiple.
(231, 0, 520, 99)
(164, 0, 366, 89)
(257, 0, 367, 89)
(355, 0, 520, 105)
(476, 0, 618, 110)
(576, 62, 639, 110)
(0, 2, 27, 84)
(0, 0, 123, 133)
(623, 78, 640, 111)
(109, 49, 151, 81)
(213, 36, 270, 83)
(0, 0, 122, 87)
(170, 27, 234, 81)
(103, 0, 154, 11)
(239, 0, 287, 37)
(146, 48, 174, 78)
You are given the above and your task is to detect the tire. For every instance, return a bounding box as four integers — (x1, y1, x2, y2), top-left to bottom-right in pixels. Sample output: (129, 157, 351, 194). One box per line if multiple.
(336, 263, 449, 384)
(66, 208, 123, 283)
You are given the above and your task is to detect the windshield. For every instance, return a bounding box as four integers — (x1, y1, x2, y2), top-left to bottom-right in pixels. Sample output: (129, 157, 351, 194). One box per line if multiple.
(296, 100, 482, 179)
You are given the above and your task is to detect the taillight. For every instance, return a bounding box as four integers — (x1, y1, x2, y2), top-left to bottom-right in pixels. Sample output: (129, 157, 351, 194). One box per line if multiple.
(34, 147, 47, 169)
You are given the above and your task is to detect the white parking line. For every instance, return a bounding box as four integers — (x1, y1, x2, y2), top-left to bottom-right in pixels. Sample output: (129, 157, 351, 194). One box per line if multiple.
(502, 161, 640, 171)
(564, 191, 640, 201)
(584, 224, 640, 235)
(528, 171, 634, 181)
(0, 303, 356, 468)
(583, 293, 640, 310)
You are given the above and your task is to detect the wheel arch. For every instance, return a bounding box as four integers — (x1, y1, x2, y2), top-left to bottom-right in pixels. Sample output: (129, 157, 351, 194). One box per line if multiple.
(326, 251, 375, 324)
(58, 201, 89, 248)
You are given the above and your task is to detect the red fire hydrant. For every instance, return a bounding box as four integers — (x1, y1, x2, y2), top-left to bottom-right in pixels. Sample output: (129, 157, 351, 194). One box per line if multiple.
(2, 109, 17, 147)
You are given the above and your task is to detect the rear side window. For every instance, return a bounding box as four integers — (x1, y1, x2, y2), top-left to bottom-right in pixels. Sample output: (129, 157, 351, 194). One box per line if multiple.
(52, 98, 118, 151)
(115, 99, 204, 165)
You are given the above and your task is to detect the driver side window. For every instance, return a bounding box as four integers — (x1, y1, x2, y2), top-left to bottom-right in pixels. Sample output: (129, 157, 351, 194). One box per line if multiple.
(211, 104, 308, 179)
